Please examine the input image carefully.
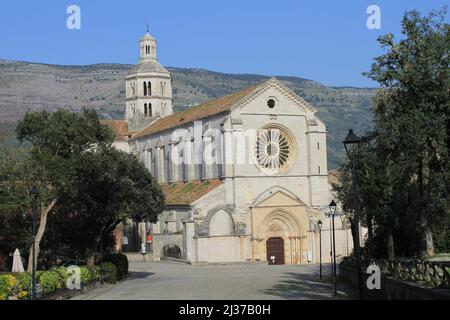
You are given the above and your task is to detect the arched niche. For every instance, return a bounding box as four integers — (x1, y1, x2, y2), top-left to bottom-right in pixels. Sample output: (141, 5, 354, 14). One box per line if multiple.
(209, 209, 234, 236)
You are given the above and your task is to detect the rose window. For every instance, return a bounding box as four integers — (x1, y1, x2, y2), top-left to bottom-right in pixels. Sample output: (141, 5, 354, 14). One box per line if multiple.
(255, 126, 294, 174)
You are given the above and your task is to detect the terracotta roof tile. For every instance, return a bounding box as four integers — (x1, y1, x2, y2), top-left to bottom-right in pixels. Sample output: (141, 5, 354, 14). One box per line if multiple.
(134, 83, 261, 138)
(160, 179, 223, 206)
(100, 120, 129, 141)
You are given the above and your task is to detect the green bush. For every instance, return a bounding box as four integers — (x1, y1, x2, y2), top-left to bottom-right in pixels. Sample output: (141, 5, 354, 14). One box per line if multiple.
(37, 271, 64, 294)
(15, 273, 32, 299)
(0, 275, 15, 300)
(79, 266, 91, 284)
(55, 267, 69, 284)
(89, 265, 101, 282)
(0, 264, 108, 299)
(103, 253, 128, 280)
(100, 262, 117, 284)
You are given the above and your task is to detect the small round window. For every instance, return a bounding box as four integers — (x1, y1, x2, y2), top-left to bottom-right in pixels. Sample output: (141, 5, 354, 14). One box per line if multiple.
(267, 99, 276, 109)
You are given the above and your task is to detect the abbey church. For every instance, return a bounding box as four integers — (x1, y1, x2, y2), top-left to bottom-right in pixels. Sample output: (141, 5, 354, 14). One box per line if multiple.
(104, 32, 356, 265)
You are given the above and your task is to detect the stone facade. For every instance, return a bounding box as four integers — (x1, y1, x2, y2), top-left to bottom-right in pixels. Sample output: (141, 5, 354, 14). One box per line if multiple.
(108, 31, 357, 265)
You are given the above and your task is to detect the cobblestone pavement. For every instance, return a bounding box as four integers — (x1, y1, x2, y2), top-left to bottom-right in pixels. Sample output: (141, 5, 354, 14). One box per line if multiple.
(72, 261, 348, 300)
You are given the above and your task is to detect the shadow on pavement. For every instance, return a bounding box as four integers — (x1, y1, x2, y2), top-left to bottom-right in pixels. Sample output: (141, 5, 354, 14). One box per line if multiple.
(260, 272, 344, 300)
(126, 271, 155, 280)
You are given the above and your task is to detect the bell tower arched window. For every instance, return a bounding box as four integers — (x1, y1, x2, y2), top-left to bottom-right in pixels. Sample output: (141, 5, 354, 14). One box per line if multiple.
(148, 103, 152, 117)
(148, 82, 151, 96)
(144, 103, 148, 117)
(143, 82, 147, 96)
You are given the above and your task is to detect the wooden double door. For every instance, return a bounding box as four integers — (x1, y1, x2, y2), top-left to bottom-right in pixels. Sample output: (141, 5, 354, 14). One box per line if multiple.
(266, 237, 285, 265)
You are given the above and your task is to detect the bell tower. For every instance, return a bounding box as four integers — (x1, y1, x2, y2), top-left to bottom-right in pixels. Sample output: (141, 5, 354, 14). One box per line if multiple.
(125, 29, 173, 132)
(140, 30, 157, 62)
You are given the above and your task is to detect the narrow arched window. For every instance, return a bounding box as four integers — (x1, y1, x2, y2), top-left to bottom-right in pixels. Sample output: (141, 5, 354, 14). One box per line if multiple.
(148, 82, 151, 95)
(148, 103, 152, 117)
(143, 82, 147, 96)
(144, 103, 148, 117)
(161, 82, 164, 96)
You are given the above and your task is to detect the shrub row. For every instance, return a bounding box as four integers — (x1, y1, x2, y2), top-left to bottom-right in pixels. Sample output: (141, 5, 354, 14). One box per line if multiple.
(103, 253, 128, 280)
(0, 262, 117, 300)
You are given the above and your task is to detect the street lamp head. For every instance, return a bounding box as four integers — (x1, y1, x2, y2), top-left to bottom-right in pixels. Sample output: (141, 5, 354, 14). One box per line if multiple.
(30, 186, 39, 197)
(329, 200, 337, 214)
(318, 220, 323, 230)
(343, 129, 361, 146)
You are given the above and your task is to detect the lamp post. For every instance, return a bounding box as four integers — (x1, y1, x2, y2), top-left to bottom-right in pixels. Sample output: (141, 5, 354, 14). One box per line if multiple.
(327, 200, 338, 296)
(29, 186, 40, 300)
(318, 220, 323, 280)
(329, 218, 333, 278)
(343, 129, 363, 300)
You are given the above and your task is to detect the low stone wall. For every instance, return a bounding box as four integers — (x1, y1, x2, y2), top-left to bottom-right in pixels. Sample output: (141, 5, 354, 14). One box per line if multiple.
(124, 252, 153, 262)
(339, 265, 450, 300)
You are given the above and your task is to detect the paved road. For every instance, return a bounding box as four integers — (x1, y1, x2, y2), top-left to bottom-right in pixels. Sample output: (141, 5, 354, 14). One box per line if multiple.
(73, 261, 347, 300)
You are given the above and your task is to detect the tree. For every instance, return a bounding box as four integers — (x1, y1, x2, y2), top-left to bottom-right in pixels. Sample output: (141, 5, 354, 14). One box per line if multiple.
(12, 108, 164, 268)
(15, 109, 114, 270)
(332, 139, 399, 260)
(44, 148, 164, 264)
(366, 8, 449, 258)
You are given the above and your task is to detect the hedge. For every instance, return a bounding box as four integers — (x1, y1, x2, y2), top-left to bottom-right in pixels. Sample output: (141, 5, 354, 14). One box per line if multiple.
(100, 262, 117, 284)
(0, 264, 115, 300)
(103, 253, 128, 280)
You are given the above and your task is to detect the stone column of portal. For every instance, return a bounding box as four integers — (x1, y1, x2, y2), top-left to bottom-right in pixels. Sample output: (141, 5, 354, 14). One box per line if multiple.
(315, 227, 321, 264)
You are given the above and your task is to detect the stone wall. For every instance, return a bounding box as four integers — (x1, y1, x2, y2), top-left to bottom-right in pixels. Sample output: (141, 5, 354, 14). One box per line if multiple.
(339, 265, 450, 300)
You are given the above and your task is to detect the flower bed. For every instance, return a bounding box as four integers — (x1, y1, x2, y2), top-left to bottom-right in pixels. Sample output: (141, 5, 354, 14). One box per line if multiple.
(0, 262, 117, 300)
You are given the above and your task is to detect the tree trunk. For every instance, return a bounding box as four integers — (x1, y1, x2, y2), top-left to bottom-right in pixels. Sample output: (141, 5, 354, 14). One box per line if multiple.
(387, 229, 395, 260)
(349, 218, 358, 254)
(419, 223, 435, 259)
(27, 199, 57, 272)
(417, 158, 435, 258)
(366, 212, 374, 261)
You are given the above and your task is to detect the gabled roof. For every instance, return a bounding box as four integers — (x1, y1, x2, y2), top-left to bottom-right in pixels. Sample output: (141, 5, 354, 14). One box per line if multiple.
(100, 120, 129, 141)
(160, 179, 224, 206)
(133, 78, 317, 139)
(134, 83, 260, 138)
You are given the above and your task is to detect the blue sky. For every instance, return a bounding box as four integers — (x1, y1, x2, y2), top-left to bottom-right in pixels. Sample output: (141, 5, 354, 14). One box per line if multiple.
(0, 0, 447, 87)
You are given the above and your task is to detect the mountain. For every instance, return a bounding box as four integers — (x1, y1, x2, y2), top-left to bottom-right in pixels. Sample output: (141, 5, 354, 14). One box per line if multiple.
(0, 59, 375, 168)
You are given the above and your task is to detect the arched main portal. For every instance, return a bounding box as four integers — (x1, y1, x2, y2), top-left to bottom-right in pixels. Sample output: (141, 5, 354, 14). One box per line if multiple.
(253, 208, 308, 265)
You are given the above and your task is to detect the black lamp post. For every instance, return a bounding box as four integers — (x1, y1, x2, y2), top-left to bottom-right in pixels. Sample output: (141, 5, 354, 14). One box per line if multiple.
(327, 200, 338, 296)
(343, 129, 363, 300)
(318, 220, 323, 280)
(329, 217, 333, 277)
(29, 186, 40, 300)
